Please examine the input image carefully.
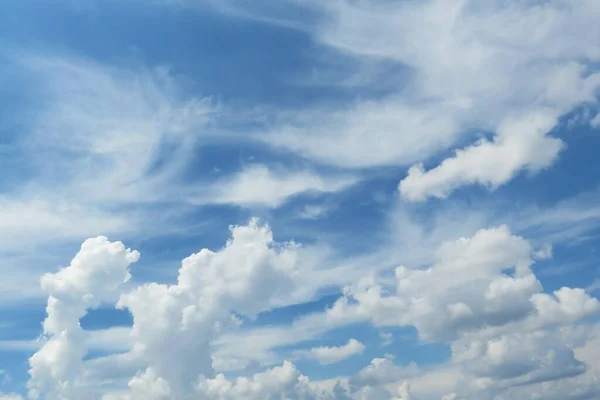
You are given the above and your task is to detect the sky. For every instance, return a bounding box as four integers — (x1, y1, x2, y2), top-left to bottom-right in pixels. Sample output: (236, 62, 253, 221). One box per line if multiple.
(0, 0, 600, 399)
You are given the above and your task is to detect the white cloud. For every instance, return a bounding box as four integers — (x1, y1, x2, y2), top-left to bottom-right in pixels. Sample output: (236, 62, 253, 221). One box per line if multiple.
(591, 112, 600, 128)
(11, 218, 599, 400)
(27, 237, 139, 400)
(114, 219, 318, 398)
(0, 327, 133, 354)
(208, 165, 357, 208)
(0, 53, 217, 303)
(86, 327, 134, 354)
(262, 99, 461, 169)
(0, 196, 131, 304)
(227, 0, 600, 196)
(587, 280, 600, 294)
(308, 339, 365, 365)
(0, 198, 130, 253)
(327, 226, 544, 339)
(128, 368, 172, 400)
(19, 55, 215, 205)
(350, 354, 418, 388)
(453, 331, 586, 389)
(3, 2, 600, 400)
(321, 225, 599, 399)
(196, 361, 327, 400)
(0, 394, 24, 400)
(399, 109, 564, 201)
(299, 204, 330, 220)
(329, 226, 599, 342)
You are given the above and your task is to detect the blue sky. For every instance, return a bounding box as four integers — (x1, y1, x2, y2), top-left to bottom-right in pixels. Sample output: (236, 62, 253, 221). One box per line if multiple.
(1, 1, 600, 399)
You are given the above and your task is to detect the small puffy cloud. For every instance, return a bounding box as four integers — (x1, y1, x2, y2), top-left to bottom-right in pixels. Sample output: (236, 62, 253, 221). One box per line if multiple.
(399, 110, 563, 201)
(209, 165, 357, 208)
(308, 339, 366, 365)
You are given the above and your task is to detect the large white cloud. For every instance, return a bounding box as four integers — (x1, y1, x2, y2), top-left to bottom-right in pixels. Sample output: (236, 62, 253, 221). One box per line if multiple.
(19, 219, 599, 400)
(322, 225, 599, 399)
(27, 237, 140, 400)
(114, 219, 319, 398)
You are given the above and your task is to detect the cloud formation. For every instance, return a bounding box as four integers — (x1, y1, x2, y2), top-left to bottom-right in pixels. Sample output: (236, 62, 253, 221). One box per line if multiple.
(28, 237, 140, 399)
(17, 221, 599, 400)
(247, 0, 600, 197)
(308, 339, 366, 365)
(1, 1, 600, 400)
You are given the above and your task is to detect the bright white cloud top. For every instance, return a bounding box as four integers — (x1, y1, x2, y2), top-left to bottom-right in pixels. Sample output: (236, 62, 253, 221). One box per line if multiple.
(0, 0, 599, 399)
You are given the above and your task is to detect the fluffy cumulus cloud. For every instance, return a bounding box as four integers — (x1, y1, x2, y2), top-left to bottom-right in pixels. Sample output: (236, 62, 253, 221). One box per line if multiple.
(114, 219, 311, 398)
(329, 226, 600, 342)
(17, 220, 599, 400)
(27, 237, 140, 400)
(323, 226, 600, 399)
(3, 1, 600, 400)
(399, 110, 563, 201)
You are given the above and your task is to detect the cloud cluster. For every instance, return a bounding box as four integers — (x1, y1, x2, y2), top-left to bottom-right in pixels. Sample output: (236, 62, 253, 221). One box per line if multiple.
(114, 219, 307, 398)
(324, 226, 599, 398)
(249, 0, 600, 198)
(3, 1, 600, 400)
(19, 220, 599, 400)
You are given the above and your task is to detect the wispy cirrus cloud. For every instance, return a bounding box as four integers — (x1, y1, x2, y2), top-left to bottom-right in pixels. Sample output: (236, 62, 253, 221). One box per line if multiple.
(194, 0, 600, 200)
